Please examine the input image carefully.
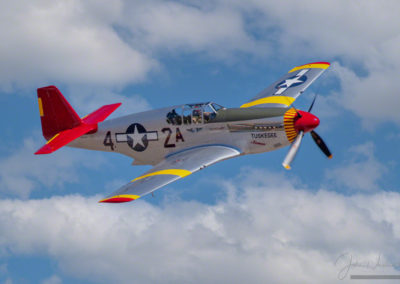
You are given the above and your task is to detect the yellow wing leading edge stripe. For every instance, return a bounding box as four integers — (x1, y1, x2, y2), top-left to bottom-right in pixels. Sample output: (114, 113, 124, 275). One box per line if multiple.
(289, 62, 330, 73)
(99, 169, 192, 203)
(241, 62, 330, 108)
(131, 169, 192, 182)
(240, 96, 295, 108)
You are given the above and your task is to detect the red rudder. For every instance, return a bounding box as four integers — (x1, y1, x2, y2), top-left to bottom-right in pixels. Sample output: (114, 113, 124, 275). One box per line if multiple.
(37, 86, 81, 140)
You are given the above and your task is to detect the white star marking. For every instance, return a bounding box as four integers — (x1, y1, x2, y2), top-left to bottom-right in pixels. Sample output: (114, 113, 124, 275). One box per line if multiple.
(275, 69, 308, 95)
(127, 124, 146, 147)
(115, 124, 158, 151)
(278, 76, 304, 88)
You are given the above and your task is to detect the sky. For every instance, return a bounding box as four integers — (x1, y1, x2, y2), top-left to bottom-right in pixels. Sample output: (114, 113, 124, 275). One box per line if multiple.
(1, 0, 400, 283)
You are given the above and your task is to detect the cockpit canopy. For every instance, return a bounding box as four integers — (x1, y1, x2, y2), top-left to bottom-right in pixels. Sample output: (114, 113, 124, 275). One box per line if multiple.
(166, 102, 225, 125)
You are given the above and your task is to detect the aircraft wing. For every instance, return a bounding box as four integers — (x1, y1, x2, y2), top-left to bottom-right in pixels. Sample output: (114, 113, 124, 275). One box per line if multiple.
(99, 145, 241, 203)
(241, 62, 330, 108)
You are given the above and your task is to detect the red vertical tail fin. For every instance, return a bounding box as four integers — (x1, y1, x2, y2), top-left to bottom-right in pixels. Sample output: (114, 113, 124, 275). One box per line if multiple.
(35, 86, 121, 155)
(37, 86, 81, 140)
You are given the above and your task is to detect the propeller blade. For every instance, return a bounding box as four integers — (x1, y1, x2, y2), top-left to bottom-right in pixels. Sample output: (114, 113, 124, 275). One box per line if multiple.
(310, 130, 332, 158)
(282, 131, 304, 170)
(286, 100, 302, 118)
(308, 93, 318, 112)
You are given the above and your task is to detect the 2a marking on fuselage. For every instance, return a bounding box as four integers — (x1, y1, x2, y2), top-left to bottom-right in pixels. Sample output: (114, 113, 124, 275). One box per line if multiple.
(162, 127, 185, 148)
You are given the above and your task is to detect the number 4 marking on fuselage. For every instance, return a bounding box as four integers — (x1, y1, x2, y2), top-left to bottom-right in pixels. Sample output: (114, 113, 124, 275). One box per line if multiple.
(103, 131, 115, 150)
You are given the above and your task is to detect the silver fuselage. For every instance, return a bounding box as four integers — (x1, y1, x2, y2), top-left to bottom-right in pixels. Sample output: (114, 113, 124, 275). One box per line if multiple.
(69, 105, 292, 165)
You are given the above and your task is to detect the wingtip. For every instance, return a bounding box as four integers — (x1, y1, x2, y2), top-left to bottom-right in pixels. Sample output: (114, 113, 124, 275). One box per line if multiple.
(99, 194, 140, 203)
(107, 102, 122, 108)
(306, 61, 330, 66)
(289, 61, 330, 73)
(99, 197, 133, 203)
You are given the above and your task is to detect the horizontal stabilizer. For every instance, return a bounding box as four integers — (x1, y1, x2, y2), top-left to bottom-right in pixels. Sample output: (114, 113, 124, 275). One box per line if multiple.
(82, 103, 121, 125)
(35, 124, 96, 154)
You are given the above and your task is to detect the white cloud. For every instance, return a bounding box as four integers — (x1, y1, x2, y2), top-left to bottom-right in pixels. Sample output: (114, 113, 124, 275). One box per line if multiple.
(231, 0, 400, 126)
(0, 170, 399, 283)
(0, 0, 157, 91)
(3, 0, 400, 125)
(117, 1, 261, 59)
(325, 142, 387, 191)
(233, 0, 400, 61)
(332, 62, 400, 127)
(0, 137, 105, 198)
(66, 86, 151, 116)
(0, 0, 258, 92)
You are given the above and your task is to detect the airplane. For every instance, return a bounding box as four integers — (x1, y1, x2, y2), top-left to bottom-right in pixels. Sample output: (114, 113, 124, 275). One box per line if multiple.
(35, 61, 332, 203)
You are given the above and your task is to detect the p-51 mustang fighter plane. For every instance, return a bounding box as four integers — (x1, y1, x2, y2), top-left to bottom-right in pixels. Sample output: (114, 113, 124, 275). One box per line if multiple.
(35, 62, 332, 203)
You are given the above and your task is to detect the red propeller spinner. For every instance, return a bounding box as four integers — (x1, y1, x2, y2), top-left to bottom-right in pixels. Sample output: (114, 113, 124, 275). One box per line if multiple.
(282, 94, 332, 170)
(294, 111, 320, 133)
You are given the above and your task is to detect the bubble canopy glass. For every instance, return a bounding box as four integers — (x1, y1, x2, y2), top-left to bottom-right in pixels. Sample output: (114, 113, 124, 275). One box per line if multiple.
(166, 102, 225, 125)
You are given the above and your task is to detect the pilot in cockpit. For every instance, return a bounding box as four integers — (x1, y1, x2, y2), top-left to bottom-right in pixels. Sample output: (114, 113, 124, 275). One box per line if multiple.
(166, 109, 181, 125)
